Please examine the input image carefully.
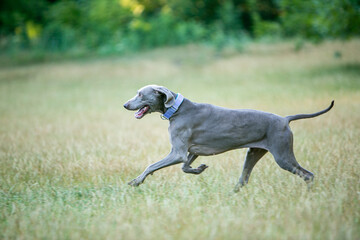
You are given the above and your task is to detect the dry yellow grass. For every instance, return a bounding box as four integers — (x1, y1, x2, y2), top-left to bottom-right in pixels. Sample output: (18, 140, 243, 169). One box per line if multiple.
(0, 40, 359, 239)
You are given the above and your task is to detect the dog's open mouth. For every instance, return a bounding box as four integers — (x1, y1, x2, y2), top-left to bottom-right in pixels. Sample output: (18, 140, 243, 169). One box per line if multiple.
(135, 105, 150, 119)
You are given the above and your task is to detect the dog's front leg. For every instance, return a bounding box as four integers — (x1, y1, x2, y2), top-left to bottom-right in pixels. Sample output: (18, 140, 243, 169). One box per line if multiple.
(128, 150, 185, 187)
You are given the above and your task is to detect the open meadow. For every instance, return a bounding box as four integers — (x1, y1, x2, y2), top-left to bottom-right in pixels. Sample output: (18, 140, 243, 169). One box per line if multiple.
(0, 40, 359, 239)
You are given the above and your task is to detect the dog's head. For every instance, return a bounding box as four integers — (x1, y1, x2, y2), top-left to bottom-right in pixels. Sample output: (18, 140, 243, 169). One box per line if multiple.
(123, 85, 176, 119)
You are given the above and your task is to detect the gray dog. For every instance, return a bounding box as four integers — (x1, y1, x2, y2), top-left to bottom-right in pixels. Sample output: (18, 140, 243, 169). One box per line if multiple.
(124, 85, 334, 191)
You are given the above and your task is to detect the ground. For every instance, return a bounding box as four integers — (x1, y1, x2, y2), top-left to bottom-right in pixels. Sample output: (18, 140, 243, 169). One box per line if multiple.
(0, 40, 359, 239)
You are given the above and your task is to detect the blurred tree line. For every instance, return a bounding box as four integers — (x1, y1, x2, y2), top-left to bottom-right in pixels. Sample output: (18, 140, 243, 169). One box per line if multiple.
(0, 0, 359, 54)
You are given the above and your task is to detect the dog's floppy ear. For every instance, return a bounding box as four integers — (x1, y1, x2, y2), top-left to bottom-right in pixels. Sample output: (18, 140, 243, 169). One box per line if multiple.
(152, 85, 175, 108)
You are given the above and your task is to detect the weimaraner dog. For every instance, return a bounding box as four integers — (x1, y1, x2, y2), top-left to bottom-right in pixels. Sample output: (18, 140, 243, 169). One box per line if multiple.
(124, 85, 334, 191)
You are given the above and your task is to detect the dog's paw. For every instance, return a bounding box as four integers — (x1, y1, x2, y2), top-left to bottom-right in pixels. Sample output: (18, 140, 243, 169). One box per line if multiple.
(128, 178, 142, 187)
(233, 183, 241, 193)
(198, 164, 208, 171)
(196, 164, 208, 174)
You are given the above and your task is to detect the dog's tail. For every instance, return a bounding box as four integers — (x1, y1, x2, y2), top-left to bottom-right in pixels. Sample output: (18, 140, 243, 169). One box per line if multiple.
(286, 100, 334, 123)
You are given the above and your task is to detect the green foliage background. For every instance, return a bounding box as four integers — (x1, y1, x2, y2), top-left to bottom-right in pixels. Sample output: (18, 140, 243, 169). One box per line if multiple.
(1, 0, 359, 55)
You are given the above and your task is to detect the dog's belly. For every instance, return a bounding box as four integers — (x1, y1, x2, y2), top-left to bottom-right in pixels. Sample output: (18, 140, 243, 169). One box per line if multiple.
(188, 137, 269, 156)
(188, 144, 235, 156)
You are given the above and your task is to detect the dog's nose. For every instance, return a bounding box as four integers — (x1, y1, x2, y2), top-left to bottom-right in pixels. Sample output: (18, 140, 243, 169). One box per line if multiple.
(123, 102, 129, 109)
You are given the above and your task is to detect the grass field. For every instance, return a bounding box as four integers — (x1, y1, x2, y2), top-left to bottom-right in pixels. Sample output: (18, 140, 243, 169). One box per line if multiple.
(1, 40, 359, 240)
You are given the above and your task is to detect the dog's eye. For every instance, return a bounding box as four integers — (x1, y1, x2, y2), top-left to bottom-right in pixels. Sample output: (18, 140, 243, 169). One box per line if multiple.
(138, 92, 143, 97)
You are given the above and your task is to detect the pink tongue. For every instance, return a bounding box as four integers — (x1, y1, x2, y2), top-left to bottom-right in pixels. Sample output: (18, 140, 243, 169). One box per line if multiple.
(135, 106, 149, 119)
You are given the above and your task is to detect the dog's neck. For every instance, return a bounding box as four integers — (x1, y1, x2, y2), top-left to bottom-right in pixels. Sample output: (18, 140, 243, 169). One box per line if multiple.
(161, 93, 184, 120)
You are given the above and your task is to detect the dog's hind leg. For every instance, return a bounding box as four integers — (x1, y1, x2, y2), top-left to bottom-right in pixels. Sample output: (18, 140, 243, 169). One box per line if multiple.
(234, 148, 268, 192)
(182, 153, 208, 174)
(270, 132, 314, 188)
(272, 151, 314, 189)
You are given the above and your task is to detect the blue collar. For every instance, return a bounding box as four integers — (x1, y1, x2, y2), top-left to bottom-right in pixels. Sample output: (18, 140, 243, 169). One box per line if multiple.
(161, 93, 184, 120)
